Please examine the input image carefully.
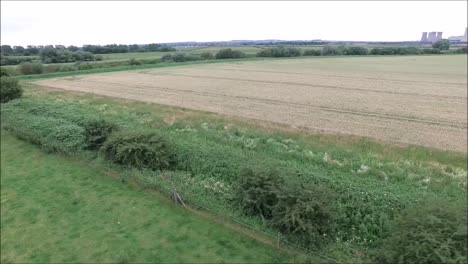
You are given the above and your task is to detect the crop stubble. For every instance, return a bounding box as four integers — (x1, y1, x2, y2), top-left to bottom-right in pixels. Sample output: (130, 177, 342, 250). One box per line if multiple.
(34, 56, 468, 152)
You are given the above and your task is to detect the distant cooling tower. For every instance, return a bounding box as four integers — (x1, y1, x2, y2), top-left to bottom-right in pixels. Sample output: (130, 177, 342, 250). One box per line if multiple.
(420, 32, 428, 42)
(428, 32, 437, 42)
(436, 32, 443, 41)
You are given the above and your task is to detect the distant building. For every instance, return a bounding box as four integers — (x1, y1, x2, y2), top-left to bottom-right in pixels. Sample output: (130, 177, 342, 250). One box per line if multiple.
(420, 32, 428, 42)
(447, 28, 468, 42)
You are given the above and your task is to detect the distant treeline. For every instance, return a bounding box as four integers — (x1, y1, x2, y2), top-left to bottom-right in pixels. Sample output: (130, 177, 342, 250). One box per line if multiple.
(3, 45, 467, 77)
(0, 43, 176, 57)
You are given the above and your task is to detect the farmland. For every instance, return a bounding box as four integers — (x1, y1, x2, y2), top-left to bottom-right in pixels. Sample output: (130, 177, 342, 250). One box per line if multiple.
(34, 55, 468, 152)
(2, 53, 467, 263)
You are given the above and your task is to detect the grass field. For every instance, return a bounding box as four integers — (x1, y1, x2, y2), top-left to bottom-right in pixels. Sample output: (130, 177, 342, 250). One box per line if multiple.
(34, 55, 468, 152)
(0, 131, 313, 263)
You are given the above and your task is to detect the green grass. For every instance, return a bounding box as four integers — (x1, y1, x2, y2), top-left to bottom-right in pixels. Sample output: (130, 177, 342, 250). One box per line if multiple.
(0, 131, 313, 263)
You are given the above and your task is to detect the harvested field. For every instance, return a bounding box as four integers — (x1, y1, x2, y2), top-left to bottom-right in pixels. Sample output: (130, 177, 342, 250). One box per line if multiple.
(34, 55, 468, 152)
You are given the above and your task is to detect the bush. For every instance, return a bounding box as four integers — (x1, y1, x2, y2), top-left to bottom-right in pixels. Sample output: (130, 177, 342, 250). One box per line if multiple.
(236, 167, 283, 219)
(101, 131, 175, 170)
(321, 46, 344, 56)
(200, 52, 214, 60)
(422, 48, 441, 54)
(1, 67, 11, 76)
(271, 184, 336, 248)
(215, 48, 245, 59)
(83, 119, 117, 150)
(375, 200, 467, 264)
(256, 46, 301, 57)
(43, 124, 87, 154)
(302, 49, 322, 56)
(161, 53, 202, 63)
(1, 105, 86, 154)
(432, 39, 450, 50)
(19, 62, 43, 75)
(0, 77, 22, 103)
(343, 46, 368, 55)
(129, 58, 143, 65)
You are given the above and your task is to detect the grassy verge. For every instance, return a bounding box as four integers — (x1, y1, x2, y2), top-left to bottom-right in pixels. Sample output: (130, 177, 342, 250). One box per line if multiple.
(0, 130, 313, 263)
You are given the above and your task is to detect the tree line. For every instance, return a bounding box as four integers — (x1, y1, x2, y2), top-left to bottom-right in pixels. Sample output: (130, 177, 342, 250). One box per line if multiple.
(1, 43, 176, 57)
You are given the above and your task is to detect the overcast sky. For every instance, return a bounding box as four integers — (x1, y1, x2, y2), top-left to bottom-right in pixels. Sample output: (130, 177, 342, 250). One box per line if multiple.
(1, 1, 467, 46)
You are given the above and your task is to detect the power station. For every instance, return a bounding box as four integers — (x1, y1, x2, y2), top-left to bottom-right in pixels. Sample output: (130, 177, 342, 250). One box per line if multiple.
(423, 28, 468, 43)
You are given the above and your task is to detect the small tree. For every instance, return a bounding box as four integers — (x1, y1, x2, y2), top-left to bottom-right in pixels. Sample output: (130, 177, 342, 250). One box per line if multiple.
(236, 167, 283, 219)
(432, 39, 450, 50)
(0, 77, 23, 103)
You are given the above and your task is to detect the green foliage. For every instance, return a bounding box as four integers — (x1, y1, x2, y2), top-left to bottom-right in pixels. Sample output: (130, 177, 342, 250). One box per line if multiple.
(1, 105, 85, 154)
(256, 46, 302, 57)
(422, 48, 441, 54)
(19, 62, 44, 75)
(342, 46, 368, 55)
(161, 53, 202, 63)
(432, 39, 451, 50)
(321, 46, 344, 56)
(236, 166, 283, 219)
(302, 49, 322, 56)
(40, 46, 95, 63)
(0, 77, 22, 103)
(1, 55, 35, 66)
(215, 48, 246, 59)
(43, 124, 87, 154)
(101, 131, 175, 170)
(0, 67, 10, 76)
(272, 184, 336, 248)
(83, 119, 117, 150)
(375, 199, 467, 264)
(200, 52, 214, 60)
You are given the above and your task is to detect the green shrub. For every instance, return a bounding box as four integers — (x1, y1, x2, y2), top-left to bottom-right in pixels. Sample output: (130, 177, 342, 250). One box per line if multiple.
(43, 124, 87, 154)
(272, 184, 336, 248)
(19, 62, 43, 75)
(343, 46, 368, 55)
(1, 106, 85, 154)
(321, 46, 344, 56)
(83, 119, 117, 150)
(0, 77, 22, 103)
(236, 166, 283, 219)
(256, 46, 302, 57)
(1, 67, 11, 76)
(302, 49, 322, 56)
(200, 52, 214, 60)
(101, 131, 175, 170)
(432, 39, 450, 50)
(215, 48, 245, 59)
(375, 199, 467, 264)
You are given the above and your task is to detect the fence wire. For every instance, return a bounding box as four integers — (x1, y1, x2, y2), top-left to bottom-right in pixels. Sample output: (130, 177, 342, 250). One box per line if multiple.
(114, 169, 343, 264)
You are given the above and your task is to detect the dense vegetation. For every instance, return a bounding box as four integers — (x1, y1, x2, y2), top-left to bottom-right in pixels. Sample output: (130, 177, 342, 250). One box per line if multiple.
(2, 94, 466, 263)
(0, 75, 22, 103)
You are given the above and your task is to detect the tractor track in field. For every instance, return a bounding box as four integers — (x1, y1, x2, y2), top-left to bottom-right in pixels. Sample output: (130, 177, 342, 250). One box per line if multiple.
(141, 72, 467, 100)
(205, 67, 468, 84)
(67, 79, 468, 129)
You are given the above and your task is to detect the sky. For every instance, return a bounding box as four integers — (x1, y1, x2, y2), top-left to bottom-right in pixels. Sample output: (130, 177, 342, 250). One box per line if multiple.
(1, 1, 467, 46)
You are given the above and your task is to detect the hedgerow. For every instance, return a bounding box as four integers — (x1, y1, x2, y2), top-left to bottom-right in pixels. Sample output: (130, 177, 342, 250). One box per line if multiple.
(101, 131, 175, 170)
